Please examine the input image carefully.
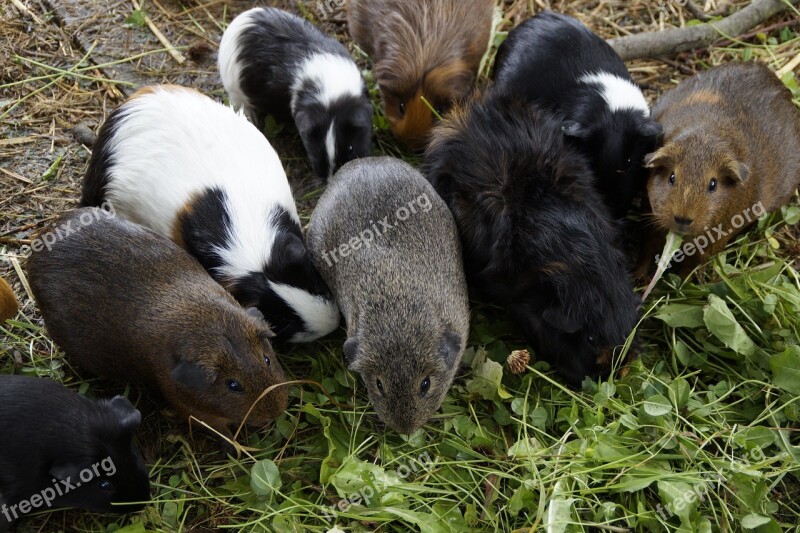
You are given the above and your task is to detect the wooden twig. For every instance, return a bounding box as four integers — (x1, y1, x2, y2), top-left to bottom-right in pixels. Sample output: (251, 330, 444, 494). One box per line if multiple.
(608, 0, 800, 61)
(131, 0, 186, 65)
(684, 0, 713, 21)
(10, 0, 43, 25)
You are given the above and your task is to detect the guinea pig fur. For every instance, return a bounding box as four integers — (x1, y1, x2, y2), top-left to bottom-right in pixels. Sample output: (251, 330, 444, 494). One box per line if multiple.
(218, 7, 372, 180)
(493, 11, 663, 219)
(26, 208, 288, 441)
(0, 277, 18, 322)
(424, 90, 640, 386)
(348, 0, 493, 150)
(645, 62, 800, 264)
(80, 85, 340, 344)
(307, 157, 470, 435)
(0, 375, 149, 527)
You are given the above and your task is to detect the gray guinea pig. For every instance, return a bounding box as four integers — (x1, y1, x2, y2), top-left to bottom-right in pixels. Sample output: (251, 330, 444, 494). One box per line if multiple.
(307, 156, 470, 434)
(26, 208, 288, 445)
(0, 376, 149, 531)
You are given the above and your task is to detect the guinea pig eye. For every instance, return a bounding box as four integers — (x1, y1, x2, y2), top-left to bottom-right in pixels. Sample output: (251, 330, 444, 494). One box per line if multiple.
(708, 178, 718, 193)
(227, 379, 245, 393)
(398, 102, 406, 116)
(264, 355, 271, 368)
(668, 172, 676, 186)
(98, 479, 114, 492)
(347, 144, 354, 154)
(420, 377, 431, 395)
(586, 335, 598, 347)
(376, 378, 384, 394)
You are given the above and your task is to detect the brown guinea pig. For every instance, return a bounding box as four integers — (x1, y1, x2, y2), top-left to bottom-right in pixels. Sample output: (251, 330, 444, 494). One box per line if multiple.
(0, 277, 18, 322)
(26, 208, 288, 444)
(645, 62, 800, 269)
(348, 0, 493, 150)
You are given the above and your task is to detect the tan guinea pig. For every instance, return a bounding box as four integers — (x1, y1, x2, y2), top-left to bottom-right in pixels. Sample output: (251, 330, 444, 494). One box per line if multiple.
(26, 208, 288, 447)
(0, 277, 18, 322)
(348, 0, 493, 150)
(645, 62, 800, 269)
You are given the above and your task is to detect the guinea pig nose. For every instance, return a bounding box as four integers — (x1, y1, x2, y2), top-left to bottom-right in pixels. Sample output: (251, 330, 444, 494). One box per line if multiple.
(674, 216, 694, 227)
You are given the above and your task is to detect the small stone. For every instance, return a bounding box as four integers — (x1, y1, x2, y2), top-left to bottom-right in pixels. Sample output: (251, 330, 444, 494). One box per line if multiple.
(72, 121, 97, 146)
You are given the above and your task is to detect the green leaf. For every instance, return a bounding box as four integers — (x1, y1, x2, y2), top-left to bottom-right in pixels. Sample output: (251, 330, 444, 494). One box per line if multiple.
(741, 514, 771, 529)
(669, 378, 691, 409)
(543, 497, 575, 533)
(507, 437, 541, 459)
(656, 304, 705, 328)
(250, 459, 281, 498)
(657, 480, 703, 527)
(769, 346, 800, 394)
(113, 524, 146, 533)
(644, 394, 673, 417)
(466, 359, 512, 400)
(704, 295, 757, 357)
(124, 9, 146, 27)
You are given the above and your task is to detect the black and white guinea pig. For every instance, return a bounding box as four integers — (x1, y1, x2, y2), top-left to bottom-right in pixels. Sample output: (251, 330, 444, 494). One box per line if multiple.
(0, 375, 149, 528)
(218, 7, 373, 180)
(493, 11, 663, 219)
(80, 85, 340, 344)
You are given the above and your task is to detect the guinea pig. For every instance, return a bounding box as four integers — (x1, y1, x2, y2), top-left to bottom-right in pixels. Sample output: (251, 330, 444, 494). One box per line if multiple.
(493, 11, 663, 219)
(348, 0, 493, 150)
(424, 90, 640, 386)
(0, 375, 149, 529)
(26, 208, 288, 443)
(218, 7, 373, 180)
(307, 157, 470, 434)
(0, 277, 17, 322)
(80, 85, 340, 344)
(645, 62, 800, 267)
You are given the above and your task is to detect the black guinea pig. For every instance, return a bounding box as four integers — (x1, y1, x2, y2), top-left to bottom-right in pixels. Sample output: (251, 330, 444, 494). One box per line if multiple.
(218, 7, 372, 180)
(493, 11, 663, 219)
(0, 376, 149, 530)
(424, 90, 640, 385)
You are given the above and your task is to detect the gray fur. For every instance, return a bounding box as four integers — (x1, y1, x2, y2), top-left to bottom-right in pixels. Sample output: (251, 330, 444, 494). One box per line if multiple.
(308, 157, 469, 434)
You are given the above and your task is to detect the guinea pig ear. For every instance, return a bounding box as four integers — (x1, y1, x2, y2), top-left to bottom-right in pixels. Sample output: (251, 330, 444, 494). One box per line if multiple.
(438, 331, 462, 368)
(638, 120, 663, 139)
(343, 337, 359, 369)
(542, 306, 582, 335)
(172, 360, 215, 390)
(562, 120, 590, 139)
(49, 462, 82, 483)
(644, 146, 672, 169)
(294, 108, 323, 140)
(723, 160, 750, 184)
(108, 395, 142, 434)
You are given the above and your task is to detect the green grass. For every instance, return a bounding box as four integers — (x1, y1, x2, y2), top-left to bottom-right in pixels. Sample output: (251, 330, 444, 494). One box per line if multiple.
(3, 3, 800, 532)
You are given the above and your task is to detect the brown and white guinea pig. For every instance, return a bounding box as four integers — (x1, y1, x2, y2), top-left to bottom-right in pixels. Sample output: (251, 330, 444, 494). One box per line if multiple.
(0, 277, 18, 322)
(218, 7, 373, 180)
(348, 0, 493, 150)
(424, 90, 640, 386)
(80, 85, 340, 344)
(492, 12, 663, 219)
(646, 62, 800, 266)
(27, 208, 288, 443)
(307, 157, 470, 434)
(0, 376, 149, 529)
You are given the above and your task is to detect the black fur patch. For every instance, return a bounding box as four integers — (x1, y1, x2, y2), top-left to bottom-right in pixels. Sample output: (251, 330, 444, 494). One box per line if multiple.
(176, 187, 231, 274)
(81, 105, 127, 207)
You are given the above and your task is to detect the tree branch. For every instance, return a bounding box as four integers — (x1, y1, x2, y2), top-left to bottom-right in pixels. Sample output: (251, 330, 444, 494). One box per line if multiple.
(607, 0, 800, 61)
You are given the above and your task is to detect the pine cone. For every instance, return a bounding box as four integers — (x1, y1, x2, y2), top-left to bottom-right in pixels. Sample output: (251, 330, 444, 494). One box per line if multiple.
(507, 349, 530, 374)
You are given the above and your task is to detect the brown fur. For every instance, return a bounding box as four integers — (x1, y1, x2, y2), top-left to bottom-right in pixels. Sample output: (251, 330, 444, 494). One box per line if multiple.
(348, 0, 493, 150)
(645, 62, 800, 269)
(27, 208, 288, 443)
(0, 277, 18, 322)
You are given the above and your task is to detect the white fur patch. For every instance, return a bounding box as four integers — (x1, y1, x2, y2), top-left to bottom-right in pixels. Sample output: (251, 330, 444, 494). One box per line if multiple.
(102, 86, 297, 282)
(270, 283, 341, 342)
(218, 8, 259, 119)
(290, 53, 364, 114)
(325, 122, 336, 180)
(580, 72, 649, 115)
